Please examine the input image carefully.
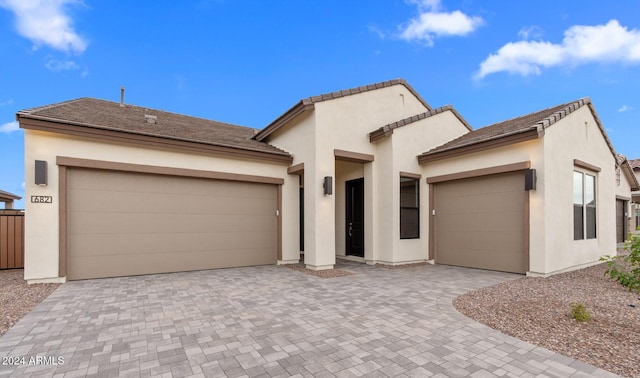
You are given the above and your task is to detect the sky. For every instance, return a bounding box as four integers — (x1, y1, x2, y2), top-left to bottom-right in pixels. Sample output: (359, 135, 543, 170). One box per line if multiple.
(1, 0, 640, 209)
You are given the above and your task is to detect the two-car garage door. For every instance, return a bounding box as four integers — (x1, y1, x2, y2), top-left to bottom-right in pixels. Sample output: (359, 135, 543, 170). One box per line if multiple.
(66, 168, 278, 280)
(433, 171, 527, 274)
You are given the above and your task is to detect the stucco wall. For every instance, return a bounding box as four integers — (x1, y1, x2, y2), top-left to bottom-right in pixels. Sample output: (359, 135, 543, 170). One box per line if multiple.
(542, 106, 618, 274)
(268, 84, 432, 268)
(389, 111, 470, 263)
(24, 130, 292, 282)
(263, 112, 318, 265)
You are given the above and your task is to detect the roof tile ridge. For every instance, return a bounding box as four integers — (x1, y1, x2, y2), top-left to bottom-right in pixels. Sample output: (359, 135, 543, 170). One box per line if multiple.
(18, 97, 90, 116)
(537, 97, 591, 130)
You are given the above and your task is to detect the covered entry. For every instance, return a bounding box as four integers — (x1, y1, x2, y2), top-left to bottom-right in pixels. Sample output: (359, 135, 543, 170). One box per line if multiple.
(63, 162, 280, 280)
(431, 168, 528, 274)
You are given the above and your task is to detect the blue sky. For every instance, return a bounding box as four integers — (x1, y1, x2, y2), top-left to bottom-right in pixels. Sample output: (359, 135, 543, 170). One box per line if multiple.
(1, 0, 640, 209)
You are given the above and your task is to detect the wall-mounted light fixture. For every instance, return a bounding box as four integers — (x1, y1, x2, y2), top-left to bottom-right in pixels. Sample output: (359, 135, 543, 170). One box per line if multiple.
(525, 169, 536, 191)
(323, 176, 333, 195)
(35, 160, 47, 186)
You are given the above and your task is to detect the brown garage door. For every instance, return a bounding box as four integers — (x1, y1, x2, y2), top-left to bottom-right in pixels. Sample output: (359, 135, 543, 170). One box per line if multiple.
(434, 171, 526, 274)
(67, 168, 277, 280)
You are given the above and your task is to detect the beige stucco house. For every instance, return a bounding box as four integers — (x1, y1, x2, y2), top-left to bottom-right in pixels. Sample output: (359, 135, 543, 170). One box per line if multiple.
(18, 79, 637, 283)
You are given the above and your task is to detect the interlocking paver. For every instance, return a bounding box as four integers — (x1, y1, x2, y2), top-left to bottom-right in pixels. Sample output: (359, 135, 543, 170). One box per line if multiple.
(0, 262, 621, 377)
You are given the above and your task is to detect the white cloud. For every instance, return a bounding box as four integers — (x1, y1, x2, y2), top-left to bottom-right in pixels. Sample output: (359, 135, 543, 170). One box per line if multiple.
(398, 0, 483, 46)
(0, 0, 88, 53)
(45, 58, 79, 71)
(618, 105, 632, 112)
(0, 98, 13, 107)
(476, 20, 640, 79)
(518, 26, 543, 40)
(0, 121, 20, 133)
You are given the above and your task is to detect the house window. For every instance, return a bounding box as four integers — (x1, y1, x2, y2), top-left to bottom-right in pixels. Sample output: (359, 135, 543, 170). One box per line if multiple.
(400, 177, 419, 239)
(573, 171, 597, 240)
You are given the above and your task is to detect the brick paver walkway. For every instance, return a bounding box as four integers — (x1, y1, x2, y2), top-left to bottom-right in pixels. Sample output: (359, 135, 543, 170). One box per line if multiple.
(0, 262, 618, 377)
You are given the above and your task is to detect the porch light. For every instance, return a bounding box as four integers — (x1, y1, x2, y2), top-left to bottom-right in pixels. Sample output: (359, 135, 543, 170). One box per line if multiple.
(35, 160, 47, 186)
(323, 176, 333, 195)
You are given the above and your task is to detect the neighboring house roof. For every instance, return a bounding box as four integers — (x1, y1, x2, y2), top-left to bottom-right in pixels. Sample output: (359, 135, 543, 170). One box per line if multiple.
(617, 155, 640, 191)
(629, 159, 640, 171)
(0, 190, 21, 202)
(17, 98, 292, 163)
(418, 97, 617, 164)
(254, 79, 432, 142)
(368, 105, 472, 143)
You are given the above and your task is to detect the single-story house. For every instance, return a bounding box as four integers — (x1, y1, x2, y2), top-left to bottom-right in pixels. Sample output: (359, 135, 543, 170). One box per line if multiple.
(18, 79, 638, 283)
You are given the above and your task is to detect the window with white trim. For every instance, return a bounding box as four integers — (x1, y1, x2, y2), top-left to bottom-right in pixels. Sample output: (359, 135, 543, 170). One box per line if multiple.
(573, 170, 596, 240)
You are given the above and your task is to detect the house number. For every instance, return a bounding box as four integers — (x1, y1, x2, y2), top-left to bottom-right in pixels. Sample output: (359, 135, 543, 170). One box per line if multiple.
(31, 196, 53, 204)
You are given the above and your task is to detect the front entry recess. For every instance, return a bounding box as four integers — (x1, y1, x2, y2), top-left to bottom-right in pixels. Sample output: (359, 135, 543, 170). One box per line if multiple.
(346, 178, 364, 257)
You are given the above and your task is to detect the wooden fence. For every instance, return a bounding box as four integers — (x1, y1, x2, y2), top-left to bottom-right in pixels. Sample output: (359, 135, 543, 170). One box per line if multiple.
(0, 210, 24, 269)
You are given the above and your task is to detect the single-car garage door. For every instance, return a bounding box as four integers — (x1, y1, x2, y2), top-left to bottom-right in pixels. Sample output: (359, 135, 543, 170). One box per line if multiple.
(434, 171, 526, 274)
(67, 168, 278, 280)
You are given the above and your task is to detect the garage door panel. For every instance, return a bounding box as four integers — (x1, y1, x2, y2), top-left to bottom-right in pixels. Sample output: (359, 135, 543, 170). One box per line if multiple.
(69, 227, 276, 255)
(69, 211, 276, 235)
(67, 168, 278, 280)
(435, 171, 526, 274)
(69, 246, 276, 280)
(69, 188, 273, 215)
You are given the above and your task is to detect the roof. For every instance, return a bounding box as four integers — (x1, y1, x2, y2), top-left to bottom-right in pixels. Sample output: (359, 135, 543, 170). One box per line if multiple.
(18, 98, 292, 163)
(617, 155, 640, 191)
(254, 78, 432, 141)
(418, 98, 617, 163)
(368, 105, 472, 143)
(629, 159, 640, 170)
(0, 190, 21, 202)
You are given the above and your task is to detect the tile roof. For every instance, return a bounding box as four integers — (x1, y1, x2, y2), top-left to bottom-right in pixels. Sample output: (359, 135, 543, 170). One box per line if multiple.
(254, 78, 432, 141)
(617, 155, 640, 191)
(369, 105, 472, 142)
(419, 98, 616, 161)
(629, 159, 640, 170)
(18, 98, 291, 158)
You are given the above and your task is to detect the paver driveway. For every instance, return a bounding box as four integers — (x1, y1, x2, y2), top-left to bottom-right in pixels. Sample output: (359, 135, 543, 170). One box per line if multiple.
(0, 262, 617, 378)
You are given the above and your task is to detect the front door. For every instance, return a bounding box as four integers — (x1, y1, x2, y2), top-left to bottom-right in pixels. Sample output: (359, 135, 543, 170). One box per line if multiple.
(346, 178, 364, 257)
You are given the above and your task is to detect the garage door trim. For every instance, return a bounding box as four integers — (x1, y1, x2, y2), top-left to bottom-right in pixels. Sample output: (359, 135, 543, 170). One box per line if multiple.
(57, 156, 284, 278)
(427, 161, 531, 272)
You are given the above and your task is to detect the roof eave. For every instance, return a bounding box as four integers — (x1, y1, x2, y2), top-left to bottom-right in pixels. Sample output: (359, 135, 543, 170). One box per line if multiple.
(620, 159, 640, 191)
(254, 101, 314, 142)
(418, 128, 540, 164)
(19, 115, 293, 164)
(368, 105, 473, 143)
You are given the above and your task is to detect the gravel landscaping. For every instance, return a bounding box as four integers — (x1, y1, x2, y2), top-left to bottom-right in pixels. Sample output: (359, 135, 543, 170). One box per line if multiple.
(454, 261, 640, 378)
(0, 269, 61, 337)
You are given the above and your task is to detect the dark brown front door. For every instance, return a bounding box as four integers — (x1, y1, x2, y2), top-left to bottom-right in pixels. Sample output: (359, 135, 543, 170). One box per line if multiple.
(616, 199, 626, 243)
(346, 178, 364, 257)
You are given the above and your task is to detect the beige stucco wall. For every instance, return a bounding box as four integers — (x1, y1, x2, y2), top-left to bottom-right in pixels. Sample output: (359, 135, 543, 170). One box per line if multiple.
(268, 84, 433, 269)
(24, 129, 292, 282)
(542, 106, 618, 274)
(387, 111, 470, 264)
